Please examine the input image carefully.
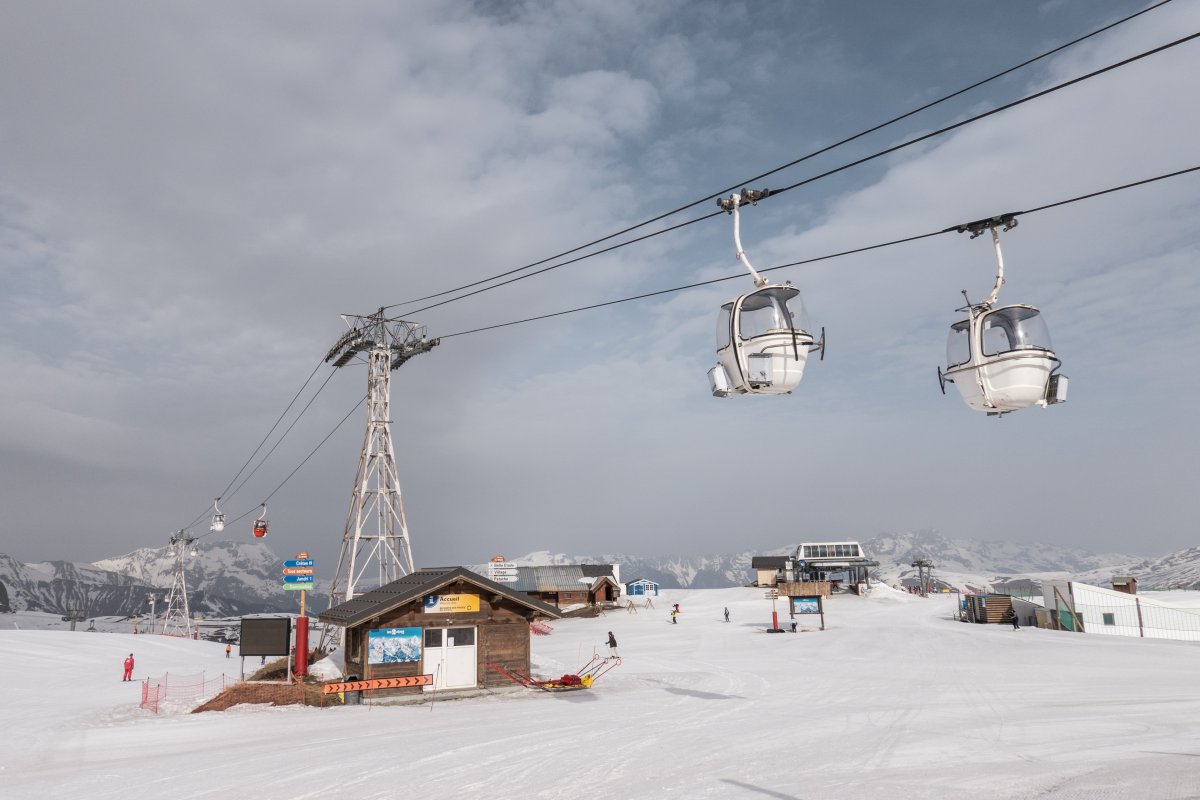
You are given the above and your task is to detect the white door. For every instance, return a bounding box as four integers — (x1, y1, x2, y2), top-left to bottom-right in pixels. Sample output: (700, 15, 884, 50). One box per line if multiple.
(423, 626, 477, 691)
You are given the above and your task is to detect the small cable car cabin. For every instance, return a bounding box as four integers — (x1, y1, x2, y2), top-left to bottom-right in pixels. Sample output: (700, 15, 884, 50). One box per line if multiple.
(252, 518, 268, 538)
(709, 284, 821, 397)
(942, 304, 1067, 414)
(940, 215, 1067, 416)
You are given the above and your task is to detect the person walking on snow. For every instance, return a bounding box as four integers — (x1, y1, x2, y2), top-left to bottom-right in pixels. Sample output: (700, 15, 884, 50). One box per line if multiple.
(225, 644, 232, 658)
(724, 607, 730, 623)
(122, 653, 135, 682)
(1009, 610, 1020, 630)
(606, 631, 619, 658)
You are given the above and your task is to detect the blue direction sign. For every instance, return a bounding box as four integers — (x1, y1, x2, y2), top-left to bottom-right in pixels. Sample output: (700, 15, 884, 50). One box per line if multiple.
(283, 575, 314, 583)
(285, 559, 314, 568)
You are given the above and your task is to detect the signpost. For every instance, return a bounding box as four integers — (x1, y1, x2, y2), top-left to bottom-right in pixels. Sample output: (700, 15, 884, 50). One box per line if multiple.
(282, 551, 314, 678)
(488, 557, 519, 584)
(765, 589, 781, 632)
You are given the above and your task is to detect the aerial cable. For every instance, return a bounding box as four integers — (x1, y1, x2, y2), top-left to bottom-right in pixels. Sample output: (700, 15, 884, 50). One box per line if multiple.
(221, 366, 340, 505)
(437, 164, 1200, 340)
(382, 0, 1177, 313)
(178, 357, 328, 532)
(195, 395, 366, 538)
(401, 27, 1200, 318)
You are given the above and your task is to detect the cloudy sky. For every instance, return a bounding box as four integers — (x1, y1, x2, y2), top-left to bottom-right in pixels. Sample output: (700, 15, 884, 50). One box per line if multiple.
(2, 1, 1198, 572)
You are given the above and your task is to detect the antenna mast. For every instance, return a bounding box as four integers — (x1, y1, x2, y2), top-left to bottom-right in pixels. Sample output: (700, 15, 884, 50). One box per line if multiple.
(161, 531, 197, 637)
(321, 308, 438, 647)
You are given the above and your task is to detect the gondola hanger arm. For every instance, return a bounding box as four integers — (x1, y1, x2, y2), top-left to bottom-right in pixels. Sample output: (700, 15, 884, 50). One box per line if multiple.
(717, 189, 772, 288)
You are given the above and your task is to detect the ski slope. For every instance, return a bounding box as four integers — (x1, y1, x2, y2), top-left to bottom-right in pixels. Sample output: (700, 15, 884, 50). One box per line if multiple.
(2, 586, 1198, 799)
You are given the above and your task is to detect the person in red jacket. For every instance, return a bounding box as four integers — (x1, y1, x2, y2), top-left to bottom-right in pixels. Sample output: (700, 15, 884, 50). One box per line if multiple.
(122, 653, 135, 682)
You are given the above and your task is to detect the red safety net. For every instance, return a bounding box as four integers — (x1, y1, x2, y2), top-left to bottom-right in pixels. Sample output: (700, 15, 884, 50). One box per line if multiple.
(139, 672, 237, 714)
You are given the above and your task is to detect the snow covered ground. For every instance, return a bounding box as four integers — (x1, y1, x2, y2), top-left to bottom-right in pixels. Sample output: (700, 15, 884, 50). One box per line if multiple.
(2, 586, 1198, 799)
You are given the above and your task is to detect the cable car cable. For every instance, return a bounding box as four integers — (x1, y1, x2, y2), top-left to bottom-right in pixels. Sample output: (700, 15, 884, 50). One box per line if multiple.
(221, 366, 340, 506)
(398, 27, 1200, 319)
(177, 358, 329, 532)
(195, 394, 366, 539)
(437, 164, 1200, 340)
(380, 1, 1179, 314)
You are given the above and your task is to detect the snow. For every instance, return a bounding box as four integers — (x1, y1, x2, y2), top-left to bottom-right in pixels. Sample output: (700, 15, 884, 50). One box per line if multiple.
(2, 586, 1199, 799)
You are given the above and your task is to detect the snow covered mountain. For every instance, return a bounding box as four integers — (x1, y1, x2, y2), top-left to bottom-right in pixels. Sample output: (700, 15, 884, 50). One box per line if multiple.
(490, 531, 1198, 593)
(2, 531, 1195, 618)
(0, 541, 292, 617)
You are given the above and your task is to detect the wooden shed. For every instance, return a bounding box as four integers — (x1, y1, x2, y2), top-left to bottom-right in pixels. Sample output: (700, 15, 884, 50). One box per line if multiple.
(1111, 576, 1138, 595)
(964, 593, 1014, 624)
(318, 567, 561, 699)
(625, 578, 659, 597)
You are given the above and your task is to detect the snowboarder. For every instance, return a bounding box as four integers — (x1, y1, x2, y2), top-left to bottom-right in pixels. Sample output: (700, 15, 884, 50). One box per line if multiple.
(225, 644, 231, 658)
(723, 607, 730, 623)
(673, 602, 680, 613)
(122, 653, 135, 682)
(1009, 610, 1020, 630)
(606, 631, 619, 658)
(670, 609, 678, 624)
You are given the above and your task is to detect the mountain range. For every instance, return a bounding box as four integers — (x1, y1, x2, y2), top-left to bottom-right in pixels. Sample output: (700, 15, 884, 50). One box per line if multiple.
(2, 530, 1197, 618)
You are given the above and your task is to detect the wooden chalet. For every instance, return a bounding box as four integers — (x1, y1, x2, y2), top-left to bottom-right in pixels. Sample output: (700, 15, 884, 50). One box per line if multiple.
(507, 565, 621, 609)
(752, 556, 789, 587)
(318, 567, 561, 699)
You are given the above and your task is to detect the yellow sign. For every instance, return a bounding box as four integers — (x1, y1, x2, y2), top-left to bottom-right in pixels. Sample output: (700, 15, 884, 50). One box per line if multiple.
(423, 593, 480, 613)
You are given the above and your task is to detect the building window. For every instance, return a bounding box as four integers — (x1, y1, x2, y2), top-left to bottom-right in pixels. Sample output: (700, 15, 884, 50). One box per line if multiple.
(1102, 613, 1116, 626)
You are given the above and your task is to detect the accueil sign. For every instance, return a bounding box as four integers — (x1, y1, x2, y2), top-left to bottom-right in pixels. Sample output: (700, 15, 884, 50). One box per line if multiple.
(423, 593, 480, 614)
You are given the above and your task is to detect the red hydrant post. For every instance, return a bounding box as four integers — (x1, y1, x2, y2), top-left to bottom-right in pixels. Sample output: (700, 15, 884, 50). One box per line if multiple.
(294, 615, 309, 678)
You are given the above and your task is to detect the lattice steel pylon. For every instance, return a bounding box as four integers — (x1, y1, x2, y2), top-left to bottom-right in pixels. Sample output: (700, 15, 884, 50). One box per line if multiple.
(321, 309, 438, 649)
(160, 531, 197, 637)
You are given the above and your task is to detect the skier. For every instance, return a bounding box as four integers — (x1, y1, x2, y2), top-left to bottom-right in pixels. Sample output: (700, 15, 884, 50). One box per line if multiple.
(606, 631, 619, 658)
(225, 644, 232, 658)
(723, 607, 730, 623)
(670, 609, 678, 624)
(1009, 610, 1020, 630)
(673, 602, 680, 614)
(122, 653, 135, 682)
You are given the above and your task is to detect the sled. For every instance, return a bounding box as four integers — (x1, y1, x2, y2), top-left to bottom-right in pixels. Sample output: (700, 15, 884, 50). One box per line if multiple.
(485, 655, 620, 693)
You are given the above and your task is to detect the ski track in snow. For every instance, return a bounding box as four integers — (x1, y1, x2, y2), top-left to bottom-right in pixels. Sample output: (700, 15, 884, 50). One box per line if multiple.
(2, 586, 1200, 799)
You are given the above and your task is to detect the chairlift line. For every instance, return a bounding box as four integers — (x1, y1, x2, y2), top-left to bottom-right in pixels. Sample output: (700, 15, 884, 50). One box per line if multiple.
(378, 1, 1179, 315)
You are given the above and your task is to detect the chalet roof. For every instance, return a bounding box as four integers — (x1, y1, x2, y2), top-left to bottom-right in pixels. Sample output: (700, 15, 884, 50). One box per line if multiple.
(751, 556, 789, 569)
(1111, 576, 1138, 584)
(580, 564, 615, 578)
(625, 577, 659, 586)
(318, 566, 562, 627)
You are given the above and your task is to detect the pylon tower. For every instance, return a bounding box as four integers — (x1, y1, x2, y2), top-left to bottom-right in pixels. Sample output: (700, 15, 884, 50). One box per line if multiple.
(160, 531, 196, 637)
(321, 309, 438, 648)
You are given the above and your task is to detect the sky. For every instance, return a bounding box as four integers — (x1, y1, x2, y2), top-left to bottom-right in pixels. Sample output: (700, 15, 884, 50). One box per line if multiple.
(1, 0, 1198, 572)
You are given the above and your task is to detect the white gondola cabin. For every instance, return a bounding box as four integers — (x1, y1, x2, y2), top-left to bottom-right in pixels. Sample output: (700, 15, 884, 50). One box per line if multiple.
(210, 498, 225, 533)
(708, 189, 824, 398)
(939, 216, 1067, 416)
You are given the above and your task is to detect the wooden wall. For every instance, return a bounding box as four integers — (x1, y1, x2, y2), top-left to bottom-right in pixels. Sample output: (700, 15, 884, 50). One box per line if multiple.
(341, 578, 541, 699)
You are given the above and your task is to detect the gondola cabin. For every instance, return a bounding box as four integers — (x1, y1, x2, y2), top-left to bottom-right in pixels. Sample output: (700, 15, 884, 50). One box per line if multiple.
(710, 284, 820, 397)
(252, 518, 268, 538)
(942, 304, 1067, 415)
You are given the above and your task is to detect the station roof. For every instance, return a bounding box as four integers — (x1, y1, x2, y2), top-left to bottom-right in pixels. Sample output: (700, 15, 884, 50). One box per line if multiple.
(318, 566, 562, 627)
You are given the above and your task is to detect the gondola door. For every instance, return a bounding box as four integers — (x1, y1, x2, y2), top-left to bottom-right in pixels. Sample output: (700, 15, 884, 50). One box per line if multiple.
(422, 626, 478, 691)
